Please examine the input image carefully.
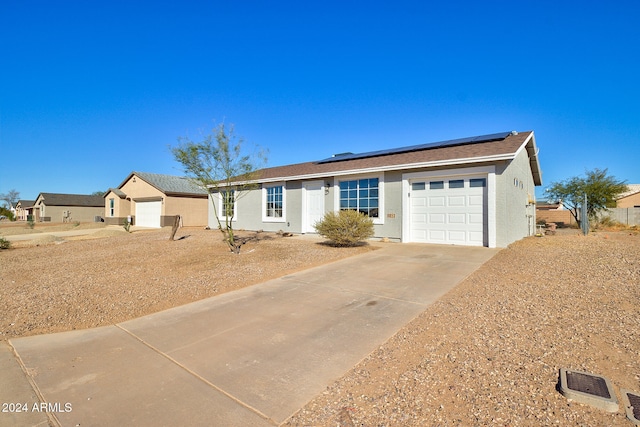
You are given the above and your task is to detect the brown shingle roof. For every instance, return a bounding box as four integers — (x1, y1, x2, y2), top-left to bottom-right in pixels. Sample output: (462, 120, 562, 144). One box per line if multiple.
(16, 200, 35, 208)
(251, 131, 539, 183)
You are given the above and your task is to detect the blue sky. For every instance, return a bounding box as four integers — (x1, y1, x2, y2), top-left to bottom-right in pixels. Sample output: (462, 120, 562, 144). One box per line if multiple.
(1, 1, 638, 202)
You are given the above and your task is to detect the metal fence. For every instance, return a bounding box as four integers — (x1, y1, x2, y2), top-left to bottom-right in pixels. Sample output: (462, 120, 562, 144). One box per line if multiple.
(581, 194, 589, 235)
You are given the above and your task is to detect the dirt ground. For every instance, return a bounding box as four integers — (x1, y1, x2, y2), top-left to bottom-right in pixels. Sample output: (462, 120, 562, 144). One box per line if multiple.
(0, 225, 375, 340)
(0, 221, 108, 236)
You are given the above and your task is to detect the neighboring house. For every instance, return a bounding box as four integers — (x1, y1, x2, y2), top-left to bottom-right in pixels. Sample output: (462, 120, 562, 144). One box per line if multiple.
(616, 184, 640, 208)
(104, 171, 209, 228)
(33, 193, 104, 223)
(209, 130, 542, 248)
(14, 200, 35, 221)
(535, 200, 575, 226)
(535, 200, 563, 211)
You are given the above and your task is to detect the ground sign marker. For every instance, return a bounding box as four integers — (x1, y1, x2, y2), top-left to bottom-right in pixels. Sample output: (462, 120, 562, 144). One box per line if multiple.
(621, 389, 640, 425)
(558, 368, 618, 412)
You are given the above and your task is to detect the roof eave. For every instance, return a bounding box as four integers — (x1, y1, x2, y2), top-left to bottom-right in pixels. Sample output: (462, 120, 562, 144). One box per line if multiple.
(164, 191, 209, 198)
(208, 153, 520, 188)
(523, 132, 543, 186)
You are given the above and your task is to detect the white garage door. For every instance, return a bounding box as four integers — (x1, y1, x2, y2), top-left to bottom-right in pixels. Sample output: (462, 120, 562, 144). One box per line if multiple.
(135, 200, 162, 228)
(410, 177, 487, 246)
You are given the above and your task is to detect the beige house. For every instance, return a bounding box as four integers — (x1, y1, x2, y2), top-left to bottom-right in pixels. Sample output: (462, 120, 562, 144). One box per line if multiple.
(616, 184, 640, 208)
(14, 200, 35, 221)
(104, 171, 208, 227)
(535, 201, 575, 226)
(33, 193, 104, 223)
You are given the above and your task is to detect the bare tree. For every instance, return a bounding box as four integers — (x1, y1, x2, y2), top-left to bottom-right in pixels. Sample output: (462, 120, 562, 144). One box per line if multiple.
(0, 189, 20, 208)
(171, 123, 267, 253)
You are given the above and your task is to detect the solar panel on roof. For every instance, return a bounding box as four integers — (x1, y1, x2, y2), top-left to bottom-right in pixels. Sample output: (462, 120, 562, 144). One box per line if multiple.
(316, 131, 513, 164)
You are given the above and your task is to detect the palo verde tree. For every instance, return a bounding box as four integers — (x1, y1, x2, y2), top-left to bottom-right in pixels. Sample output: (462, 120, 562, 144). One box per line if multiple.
(171, 123, 267, 253)
(545, 168, 628, 227)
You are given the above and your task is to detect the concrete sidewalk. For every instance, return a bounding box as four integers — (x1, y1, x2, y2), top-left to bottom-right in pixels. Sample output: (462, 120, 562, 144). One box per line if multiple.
(2, 243, 498, 427)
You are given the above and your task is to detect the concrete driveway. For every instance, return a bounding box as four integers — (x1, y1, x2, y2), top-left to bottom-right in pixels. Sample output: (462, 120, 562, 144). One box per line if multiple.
(3, 243, 498, 427)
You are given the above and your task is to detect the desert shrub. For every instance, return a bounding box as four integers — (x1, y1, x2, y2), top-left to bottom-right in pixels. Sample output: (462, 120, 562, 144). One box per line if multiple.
(27, 219, 35, 229)
(0, 237, 10, 250)
(122, 218, 131, 233)
(592, 215, 625, 231)
(314, 210, 374, 246)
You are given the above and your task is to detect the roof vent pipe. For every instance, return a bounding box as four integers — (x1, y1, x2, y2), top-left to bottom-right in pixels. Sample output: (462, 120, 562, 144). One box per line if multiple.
(511, 130, 518, 135)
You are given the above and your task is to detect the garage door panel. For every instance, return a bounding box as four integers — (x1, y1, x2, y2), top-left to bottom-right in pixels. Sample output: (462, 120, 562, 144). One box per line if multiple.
(448, 196, 466, 207)
(468, 213, 483, 224)
(448, 213, 466, 224)
(468, 231, 484, 244)
(448, 231, 466, 243)
(428, 196, 445, 207)
(412, 198, 427, 207)
(411, 213, 427, 223)
(429, 213, 446, 224)
(428, 230, 446, 242)
(413, 230, 427, 240)
(468, 195, 483, 206)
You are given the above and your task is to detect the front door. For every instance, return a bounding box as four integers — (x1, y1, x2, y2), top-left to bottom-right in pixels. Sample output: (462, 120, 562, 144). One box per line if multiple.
(303, 181, 325, 233)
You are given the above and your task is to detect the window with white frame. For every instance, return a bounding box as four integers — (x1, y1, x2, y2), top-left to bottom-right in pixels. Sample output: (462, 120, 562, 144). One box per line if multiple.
(220, 190, 235, 219)
(263, 184, 285, 221)
(339, 177, 379, 218)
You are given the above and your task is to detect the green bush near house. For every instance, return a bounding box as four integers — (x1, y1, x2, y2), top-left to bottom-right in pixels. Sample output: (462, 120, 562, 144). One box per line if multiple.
(0, 207, 14, 221)
(314, 210, 374, 246)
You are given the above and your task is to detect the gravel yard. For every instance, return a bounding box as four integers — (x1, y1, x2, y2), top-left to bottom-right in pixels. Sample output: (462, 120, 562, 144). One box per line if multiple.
(0, 226, 375, 340)
(287, 229, 640, 426)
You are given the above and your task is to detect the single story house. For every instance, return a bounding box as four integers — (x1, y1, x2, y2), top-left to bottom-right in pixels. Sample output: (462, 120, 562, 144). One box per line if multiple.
(208, 130, 542, 248)
(104, 171, 209, 228)
(535, 201, 563, 211)
(616, 184, 640, 208)
(535, 200, 575, 226)
(14, 200, 35, 221)
(33, 193, 104, 223)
